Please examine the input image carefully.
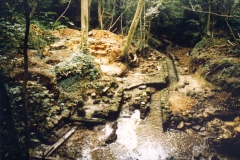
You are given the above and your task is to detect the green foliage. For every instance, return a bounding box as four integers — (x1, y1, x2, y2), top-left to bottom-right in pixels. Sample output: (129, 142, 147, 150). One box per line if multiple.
(220, 63, 240, 77)
(229, 49, 240, 57)
(58, 0, 70, 4)
(33, 11, 71, 30)
(5, 82, 70, 142)
(55, 52, 100, 82)
(0, 82, 22, 159)
(33, 12, 57, 29)
(28, 23, 57, 53)
(192, 37, 240, 94)
(0, 22, 25, 51)
(0, 20, 57, 52)
(0, 0, 74, 54)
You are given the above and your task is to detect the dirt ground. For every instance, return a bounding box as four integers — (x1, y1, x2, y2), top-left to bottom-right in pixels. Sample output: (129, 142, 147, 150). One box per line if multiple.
(167, 47, 228, 112)
(50, 28, 232, 118)
(17, 28, 240, 159)
(3, 27, 232, 120)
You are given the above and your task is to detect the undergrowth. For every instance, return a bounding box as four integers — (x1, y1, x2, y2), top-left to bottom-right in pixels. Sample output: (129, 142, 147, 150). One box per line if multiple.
(191, 38, 240, 95)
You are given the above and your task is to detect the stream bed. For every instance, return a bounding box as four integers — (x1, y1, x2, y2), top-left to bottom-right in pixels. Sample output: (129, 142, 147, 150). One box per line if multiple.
(55, 91, 206, 160)
(51, 50, 239, 160)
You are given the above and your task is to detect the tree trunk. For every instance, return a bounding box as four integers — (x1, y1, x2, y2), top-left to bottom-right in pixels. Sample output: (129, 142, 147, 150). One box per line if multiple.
(140, 11, 142, 47)
(88, 0, 92, 27)
(225, 18, 240, 48)
(143, 1, 146, 45)
(80, 0, 89, 51)
(146, 16, 152, 44)
(109, 0, 116, 30)
(23, 0, 30, 159)
(122, 0, 145, 62)
(206, 1, 211, 36)
(98, 0, 103, 29)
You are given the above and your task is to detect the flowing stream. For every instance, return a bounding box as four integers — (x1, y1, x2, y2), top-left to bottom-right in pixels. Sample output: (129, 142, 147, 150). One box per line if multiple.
(55, 55, 208, 160)
(70, 91, 205, 160)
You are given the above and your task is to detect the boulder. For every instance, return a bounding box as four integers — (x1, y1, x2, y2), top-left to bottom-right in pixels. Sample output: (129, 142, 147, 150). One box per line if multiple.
(93, 110, 108, 118)
(61, 109, 70, 118)
(102, 96, 110, 103)
(188, 113, 193, 119)
(234, 126, 240, 132)
(192, 125, 201, 131)
(105, 133, 117, 144)
(51, 116, 60, 125)
(177, 121, 185, 129)
(185, 122, 192, 127)
(77, 108, 86, 117)
(93, 99, 101, 104)
(45, 121, 54, 129)
(187, 90, 196, 97)
(139, 85, 147, 90)
(184, 80, 189, 85)
(234, 116, 240, 125)
(203, 112, 209, 118)
(200, 127, 206, 132)
(91, 92, 97, 98)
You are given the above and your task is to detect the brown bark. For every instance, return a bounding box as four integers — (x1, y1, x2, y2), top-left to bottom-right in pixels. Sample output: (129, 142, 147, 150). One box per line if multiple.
(98, 0, 103, 29)
(146, 16, 152, 44)
(122, 0, 145, 62)
(206, 1, 211, 36)
(80, 0, 89, 51)
(23, 0, 30, 159)
(143, 2, 146, 45)
(225, 18, 240, 48)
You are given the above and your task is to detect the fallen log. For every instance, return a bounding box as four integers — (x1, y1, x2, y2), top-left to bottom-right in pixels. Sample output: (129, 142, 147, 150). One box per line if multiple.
(44, 126, 78, 157)
(69, 116, 107, 124)
(30, 155, 61, 160)
(124, 83, 147, 91)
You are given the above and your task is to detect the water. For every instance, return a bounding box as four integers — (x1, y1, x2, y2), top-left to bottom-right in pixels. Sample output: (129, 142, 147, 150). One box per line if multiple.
(79, 91, 204, 160)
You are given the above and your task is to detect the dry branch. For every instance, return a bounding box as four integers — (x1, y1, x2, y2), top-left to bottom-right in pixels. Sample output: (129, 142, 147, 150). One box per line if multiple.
(108, 1, 135, 31)
(55, 0, 72, 24)
(181, 6, 240, 18)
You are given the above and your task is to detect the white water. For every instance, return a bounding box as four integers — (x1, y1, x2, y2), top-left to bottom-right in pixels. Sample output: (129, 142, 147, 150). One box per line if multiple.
(58, 92, 204, 160)
(116, 110, 140, 150)
(110, 109, 169, 160)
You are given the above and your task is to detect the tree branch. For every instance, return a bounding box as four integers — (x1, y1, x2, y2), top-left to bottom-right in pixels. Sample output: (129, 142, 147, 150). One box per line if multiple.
(54, 0, 72, 24)
(108, 1, 135, 31)
(181, 6, 240, 18)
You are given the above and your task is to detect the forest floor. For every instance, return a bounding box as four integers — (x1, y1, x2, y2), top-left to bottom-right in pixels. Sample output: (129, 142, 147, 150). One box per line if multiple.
(1, 27, 240, 159)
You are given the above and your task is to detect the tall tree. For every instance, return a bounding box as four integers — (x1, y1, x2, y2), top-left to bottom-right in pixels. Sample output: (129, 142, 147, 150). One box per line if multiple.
(98, 0, 103, 29)
(206, 0, 211, 36)
(80, 0, 89, 51)
(23, 0, 30, 159)
(122, 0, 145, 62)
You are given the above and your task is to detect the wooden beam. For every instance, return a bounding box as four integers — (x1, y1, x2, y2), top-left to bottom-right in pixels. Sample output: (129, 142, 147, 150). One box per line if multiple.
(44, 126, 78, 157)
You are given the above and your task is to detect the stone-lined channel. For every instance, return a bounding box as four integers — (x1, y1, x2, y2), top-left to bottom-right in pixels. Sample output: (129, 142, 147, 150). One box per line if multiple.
(54, 90, 205, 159)
(52, 54, 209, 159)
(106, 91, 204, 159)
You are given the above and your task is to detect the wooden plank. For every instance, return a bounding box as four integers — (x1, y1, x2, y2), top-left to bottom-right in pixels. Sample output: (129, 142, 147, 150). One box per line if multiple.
(69, 116, 106, 124)
(30, 155, 60, 160)
(44, 126, 78, 157)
